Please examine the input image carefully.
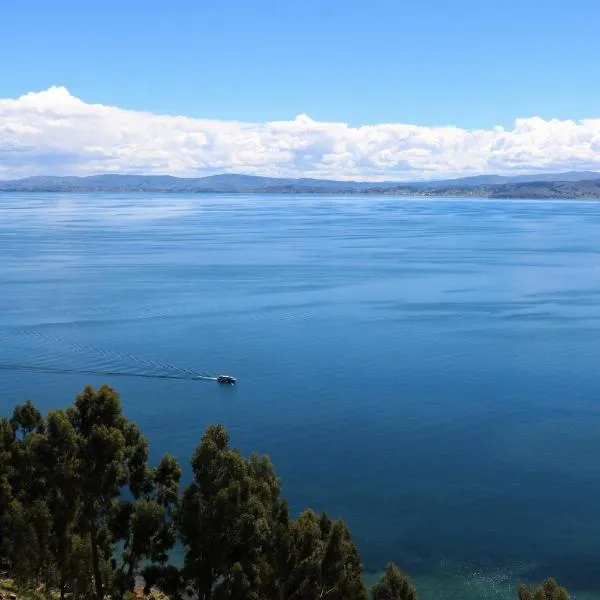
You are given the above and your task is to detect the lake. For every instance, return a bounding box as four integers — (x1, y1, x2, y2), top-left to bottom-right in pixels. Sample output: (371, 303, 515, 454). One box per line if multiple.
(1, 193, 600, 599)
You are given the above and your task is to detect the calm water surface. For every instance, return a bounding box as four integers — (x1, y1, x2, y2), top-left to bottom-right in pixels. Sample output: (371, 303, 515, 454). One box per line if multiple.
(1, 193, 600, 599)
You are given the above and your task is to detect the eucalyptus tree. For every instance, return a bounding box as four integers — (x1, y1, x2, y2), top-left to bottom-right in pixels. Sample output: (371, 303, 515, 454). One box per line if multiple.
(178, 424, 285, 600)
(372, 563, 417, 600)
(66, 384, 153, 600)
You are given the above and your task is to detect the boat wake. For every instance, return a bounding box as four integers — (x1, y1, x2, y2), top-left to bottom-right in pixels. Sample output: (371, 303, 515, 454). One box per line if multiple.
(0, 362, 216, 382)
(0, 327, 221, 383)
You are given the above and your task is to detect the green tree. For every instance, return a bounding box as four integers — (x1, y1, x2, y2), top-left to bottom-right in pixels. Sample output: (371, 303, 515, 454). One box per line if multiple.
(112, 453, 182, 599)
(3, 389, 421, 600)
(66, 384, 151, 600)
(518, 579, 571, 600)
(65, 534, 96, 599)
(285, 509, 367, 600)
(285, 509, 322, 599)
(2, 387, 179, 599)
(3, 402, 53, 589)
(321, 519, 367, 600)
(33, 409, 83, 600)
(10, 400, 44, 438)
(177, 424, 284, 600)
(0, 417, 15, 566)
(372, 562, 417, 600)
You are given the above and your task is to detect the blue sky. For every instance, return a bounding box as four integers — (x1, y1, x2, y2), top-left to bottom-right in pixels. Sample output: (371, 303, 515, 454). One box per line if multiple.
(2, 0, 600, 180)
(2, 0, 599, 128)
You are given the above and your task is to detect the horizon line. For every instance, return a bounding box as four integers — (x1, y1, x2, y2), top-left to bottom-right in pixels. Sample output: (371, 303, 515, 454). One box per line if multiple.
(2, 169, 600, 185)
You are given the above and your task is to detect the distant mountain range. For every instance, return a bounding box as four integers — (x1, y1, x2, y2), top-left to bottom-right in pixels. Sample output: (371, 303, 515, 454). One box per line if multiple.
(2, 171, 600, 198)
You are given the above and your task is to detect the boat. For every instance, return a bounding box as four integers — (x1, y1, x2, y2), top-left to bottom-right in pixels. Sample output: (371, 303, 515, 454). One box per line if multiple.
(216, 375, 236, 385)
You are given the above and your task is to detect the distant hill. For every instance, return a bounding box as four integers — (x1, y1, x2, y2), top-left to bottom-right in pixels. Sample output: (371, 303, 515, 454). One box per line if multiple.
(371, 179, 600, 199)
(1, 172, 600, 198)
(0, 173, 370, 193)
(423, 171, 600, 187)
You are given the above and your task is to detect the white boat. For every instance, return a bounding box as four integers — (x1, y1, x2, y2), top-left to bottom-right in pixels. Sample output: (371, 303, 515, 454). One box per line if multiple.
(216, 375, 236, 385)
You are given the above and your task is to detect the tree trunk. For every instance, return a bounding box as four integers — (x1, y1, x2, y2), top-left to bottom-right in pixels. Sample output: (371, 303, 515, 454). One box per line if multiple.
(90, 523, 104, 600)
(58, 537, 67, 600)
(197, 567, 213, 600)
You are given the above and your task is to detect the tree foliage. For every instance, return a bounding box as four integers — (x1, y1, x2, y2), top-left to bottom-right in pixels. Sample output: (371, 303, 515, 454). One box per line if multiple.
(177, 424, 286, 600)
(0, 387, 179, 600)
(282, 509, 367, 600)
(518, 578, 571, 600)
(372, 562, 417, 600)
(0, 384, 575, 600)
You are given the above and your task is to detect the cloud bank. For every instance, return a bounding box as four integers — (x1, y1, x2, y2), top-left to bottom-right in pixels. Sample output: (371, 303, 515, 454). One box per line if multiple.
(2, 86, 600, 181)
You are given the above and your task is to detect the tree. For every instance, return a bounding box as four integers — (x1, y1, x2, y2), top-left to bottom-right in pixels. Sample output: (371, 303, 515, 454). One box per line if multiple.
(1, 387, 179, 600)
(284, 509, 367, 600)
(112, 453, 182, 599)
(67, 384, 151, 600)
(518, 579, 571, 600)
(3, 389, 417, 600)
(2, 402, 53, 589)
(64, 534, 96, 599)
(284, 509, 323, 600)
(372, 563, 417, 600)
(177, 424, 285, 600)
(10, 400, 44, 439)
(0, 417, 15, 566)
(321, 519, 367, 600)
(33, 409, 83, 600)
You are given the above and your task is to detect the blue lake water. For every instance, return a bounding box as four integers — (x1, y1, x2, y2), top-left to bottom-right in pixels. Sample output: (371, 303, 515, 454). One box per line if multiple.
(1, 193, 600, 599)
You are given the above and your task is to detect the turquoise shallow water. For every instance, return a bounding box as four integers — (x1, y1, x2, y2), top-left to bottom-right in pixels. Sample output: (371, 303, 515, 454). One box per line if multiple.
(1, 193, 600, 599)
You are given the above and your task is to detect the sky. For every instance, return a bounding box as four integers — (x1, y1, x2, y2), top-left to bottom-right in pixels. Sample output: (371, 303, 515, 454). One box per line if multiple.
(1, 0, 600, 180)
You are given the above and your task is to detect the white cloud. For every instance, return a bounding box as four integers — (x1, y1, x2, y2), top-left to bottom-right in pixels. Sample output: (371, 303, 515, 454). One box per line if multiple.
(2, 86, 600, 180)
